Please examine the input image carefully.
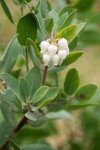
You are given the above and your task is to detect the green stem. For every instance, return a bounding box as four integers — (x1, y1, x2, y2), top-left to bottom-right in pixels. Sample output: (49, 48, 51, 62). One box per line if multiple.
(25, 46, 29, 72)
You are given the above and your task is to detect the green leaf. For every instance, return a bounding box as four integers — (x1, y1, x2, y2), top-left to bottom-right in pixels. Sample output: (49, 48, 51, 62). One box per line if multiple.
(55, 24, 77, 42)
(7, 136, 21, 150)
(27, 38, 41, 58)
(28, 116, 46, 127)
(66, 103, 97, 110)
(25, 111, 37, 121)
(0, 73, 19, 94)
(38, 87, 59, 108)
(0, 120, 13, 147)
(57, 12, 68, 31)
(75, 0, 95, 11)
(0, 89, 21, 109)
(45, 110, 71, 120)
(76, 22, 87, 35)
(61, 51, 83, 66)
(19, 78, 29, 101)
(80, 30, 100, 44)
(28, 46, 40, 66)
(69, 36, 78, 51)
(0, 38, 22, 73)
(44, 17, 54, 34)
(17, 13, 37, 45)
(64, 68, 80, 95)
(59, 10, 77, 30)
(22, 144, 54, 150)
(0, 98, 18, 125)
(59, 5, 75, 16)
(25, 66, 42, 99)
(0, 0, 14, 23)
(75, 84, 97, 101)
(18, 0, 31, 3)
(32, 86, 49, 103)
(48, 9, 59, 24)
(39, 0, 49, 18)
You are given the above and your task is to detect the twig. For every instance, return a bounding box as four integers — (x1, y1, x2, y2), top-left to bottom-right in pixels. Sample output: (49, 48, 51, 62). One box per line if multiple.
(1, 116, 28, 150)
(42, 66, 48, 85)
(25, 46, 29, 72)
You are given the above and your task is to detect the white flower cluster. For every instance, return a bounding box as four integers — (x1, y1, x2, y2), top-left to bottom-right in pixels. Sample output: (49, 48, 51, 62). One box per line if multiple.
(40, 38, 69, 66)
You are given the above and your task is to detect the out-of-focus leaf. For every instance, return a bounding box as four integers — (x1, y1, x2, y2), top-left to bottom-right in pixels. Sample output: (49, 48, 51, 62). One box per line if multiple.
(0, 0, 14, 23)
(22, 144, 54, 150)
(7, 136, 21, 150)
(80, 30, 100, 45)
(64, 68, 80, 95)
(45, 110, 71, 120)
(0, 38, 22, 73)
(25, 111, 37, 121)
(75, 84, 97, 101)
(0, 120, 13, 147)
(75, 0, 95, 11)
(66, 103, 97, 110)
(59, 5, 75, 16)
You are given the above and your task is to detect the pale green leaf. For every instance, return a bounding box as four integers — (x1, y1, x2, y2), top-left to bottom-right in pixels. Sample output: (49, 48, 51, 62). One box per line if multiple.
(19, 78, 29, 101)
(25, 66, 42, 99)
(32, 86, 49, 103)
(55, 24, 77, 42)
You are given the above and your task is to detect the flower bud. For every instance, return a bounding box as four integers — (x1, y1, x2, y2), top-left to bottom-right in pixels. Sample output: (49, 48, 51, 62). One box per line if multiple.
(53, 54, 59, 66)
(40, 41, 49, 52)
(58, 50, 67, 59)
(58, 38, 68, 49)
(48, 44, 57, 57)
(43, 54, 51, 66)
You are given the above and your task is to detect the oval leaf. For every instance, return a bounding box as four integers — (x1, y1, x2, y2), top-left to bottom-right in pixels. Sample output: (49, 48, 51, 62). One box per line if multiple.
(17, 13, 37, 45)
(32, 86, 49, 103)
(25, 66, 42, 99)
(64, 68, 80, 95)
(75, 84, 97, 101)
(62, 51, 83, 66)
(19, 78, 29, 101)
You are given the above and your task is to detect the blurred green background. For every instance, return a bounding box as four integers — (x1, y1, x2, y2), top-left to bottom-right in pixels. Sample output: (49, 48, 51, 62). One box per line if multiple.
(0, 0, 100, 150)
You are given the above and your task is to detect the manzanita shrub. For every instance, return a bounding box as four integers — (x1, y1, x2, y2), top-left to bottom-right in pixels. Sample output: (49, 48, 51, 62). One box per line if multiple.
(0, 0, 98, 150)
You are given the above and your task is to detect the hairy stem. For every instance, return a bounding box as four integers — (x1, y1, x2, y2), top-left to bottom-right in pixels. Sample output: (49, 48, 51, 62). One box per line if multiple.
(42, 66, 48, 85)
(1, 116, 28, 150)
(20, 5, 24, 16)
